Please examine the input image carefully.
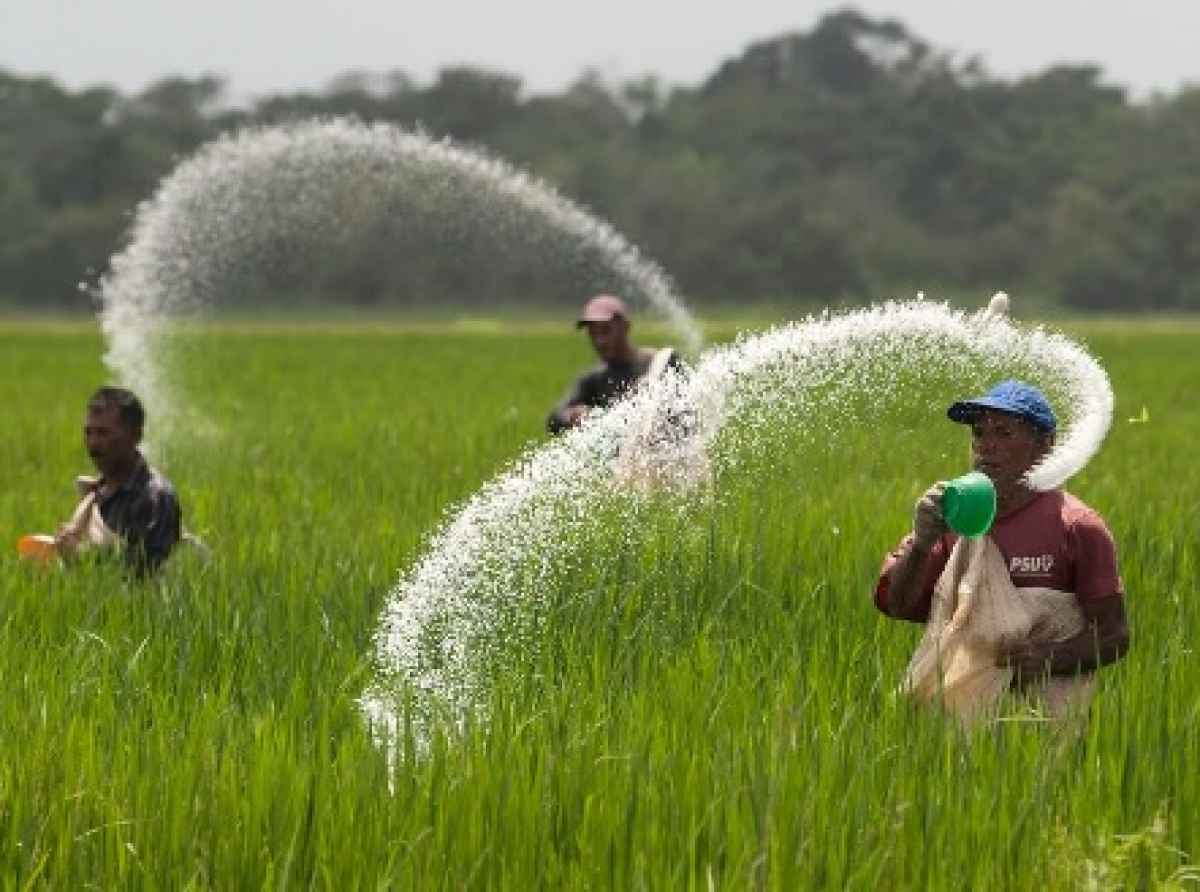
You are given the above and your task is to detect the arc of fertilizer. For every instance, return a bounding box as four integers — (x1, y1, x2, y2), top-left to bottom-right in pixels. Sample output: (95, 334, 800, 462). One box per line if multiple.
(361, 296, 1114, 739)
(96, 119, 704, 452)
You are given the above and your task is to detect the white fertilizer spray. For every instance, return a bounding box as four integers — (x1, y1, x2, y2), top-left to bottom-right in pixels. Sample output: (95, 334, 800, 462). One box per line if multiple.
(360, 298, 1113, 743)
(97, 118, 703, 449)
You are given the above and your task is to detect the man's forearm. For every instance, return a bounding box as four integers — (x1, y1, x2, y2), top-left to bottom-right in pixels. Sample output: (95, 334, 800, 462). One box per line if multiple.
(885, 541, 934, 619)
(1014, 619, 1131, 677)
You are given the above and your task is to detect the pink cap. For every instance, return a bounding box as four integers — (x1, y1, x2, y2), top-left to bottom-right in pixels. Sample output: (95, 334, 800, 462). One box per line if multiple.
(576, 294, 628, 327)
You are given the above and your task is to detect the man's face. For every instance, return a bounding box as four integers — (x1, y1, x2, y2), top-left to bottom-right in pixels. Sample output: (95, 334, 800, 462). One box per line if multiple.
(585, 317, 630, 363)
(84, 405, 140, 476)
(970, 409, 1050, 489)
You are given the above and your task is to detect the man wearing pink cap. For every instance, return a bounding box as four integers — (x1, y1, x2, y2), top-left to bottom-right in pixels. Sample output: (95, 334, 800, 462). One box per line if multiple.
(546, 294, 682, 434)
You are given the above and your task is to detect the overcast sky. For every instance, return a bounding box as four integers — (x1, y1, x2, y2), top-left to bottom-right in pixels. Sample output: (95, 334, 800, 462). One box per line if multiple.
(3, 1, 1198, 101)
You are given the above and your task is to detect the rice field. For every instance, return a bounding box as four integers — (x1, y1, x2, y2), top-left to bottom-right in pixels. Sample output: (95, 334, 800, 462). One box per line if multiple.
(0, 317, 1196, 889)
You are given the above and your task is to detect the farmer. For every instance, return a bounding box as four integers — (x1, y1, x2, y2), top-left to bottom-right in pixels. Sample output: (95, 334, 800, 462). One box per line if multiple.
(546, 294, 683, 434)
(874, 380, 1129, 705)
(54, 386, 182, 575)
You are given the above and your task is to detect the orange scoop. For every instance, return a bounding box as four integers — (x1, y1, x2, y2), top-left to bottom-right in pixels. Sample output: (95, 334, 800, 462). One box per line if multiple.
(17, 534, 58, 563)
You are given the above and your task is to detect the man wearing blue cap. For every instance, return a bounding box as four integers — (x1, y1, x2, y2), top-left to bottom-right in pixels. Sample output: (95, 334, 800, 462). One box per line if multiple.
(874, 379, 1129, 687)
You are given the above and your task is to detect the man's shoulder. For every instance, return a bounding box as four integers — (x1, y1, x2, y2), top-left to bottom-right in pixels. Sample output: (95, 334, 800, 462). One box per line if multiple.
(143, 464, 180, 503)
(578, 363, 610, 383)
(1015, 489, 1113, 544)
(637, 345, 677, 358)
(1057, 490, 1110, 528)
(638, 346, 681, 373)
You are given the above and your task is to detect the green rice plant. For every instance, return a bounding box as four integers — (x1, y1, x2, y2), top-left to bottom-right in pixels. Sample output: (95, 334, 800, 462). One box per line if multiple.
(0, 320, 1195, 889)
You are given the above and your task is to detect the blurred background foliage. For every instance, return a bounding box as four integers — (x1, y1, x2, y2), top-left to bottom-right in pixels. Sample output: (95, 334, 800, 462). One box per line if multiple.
(2, 9, 1199, 314)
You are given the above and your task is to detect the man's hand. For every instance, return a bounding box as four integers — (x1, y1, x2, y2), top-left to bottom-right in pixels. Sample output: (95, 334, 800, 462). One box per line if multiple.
(563, 404, 590, 427)
(878, 481, 948, 620)
(913, 481, 948, 549)
(995, 637, 1053, 679)
(995, 597, 1130, 677)
(54, 524, 81, 560)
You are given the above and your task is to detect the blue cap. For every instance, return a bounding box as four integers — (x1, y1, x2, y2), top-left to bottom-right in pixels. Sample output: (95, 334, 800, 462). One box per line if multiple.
(947, 380, 1057, 432)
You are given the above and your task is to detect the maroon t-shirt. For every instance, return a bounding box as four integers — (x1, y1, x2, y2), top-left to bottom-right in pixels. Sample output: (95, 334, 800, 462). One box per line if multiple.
(875, 489, 1124, 623)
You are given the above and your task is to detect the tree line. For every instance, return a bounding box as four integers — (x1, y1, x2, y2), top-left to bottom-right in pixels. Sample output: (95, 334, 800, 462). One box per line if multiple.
(2, 9, 1198, 313)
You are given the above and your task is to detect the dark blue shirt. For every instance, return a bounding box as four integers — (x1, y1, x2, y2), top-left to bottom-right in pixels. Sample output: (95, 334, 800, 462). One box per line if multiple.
(547, 348, 683, 434)
(95, 456, 182, 575)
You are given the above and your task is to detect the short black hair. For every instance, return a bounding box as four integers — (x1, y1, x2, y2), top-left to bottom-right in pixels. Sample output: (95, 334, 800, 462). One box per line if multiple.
(87, 386, 145, 430)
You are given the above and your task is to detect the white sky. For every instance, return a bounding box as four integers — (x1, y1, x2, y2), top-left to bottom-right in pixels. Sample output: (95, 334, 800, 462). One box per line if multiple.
(2, 1, 1198, 101)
